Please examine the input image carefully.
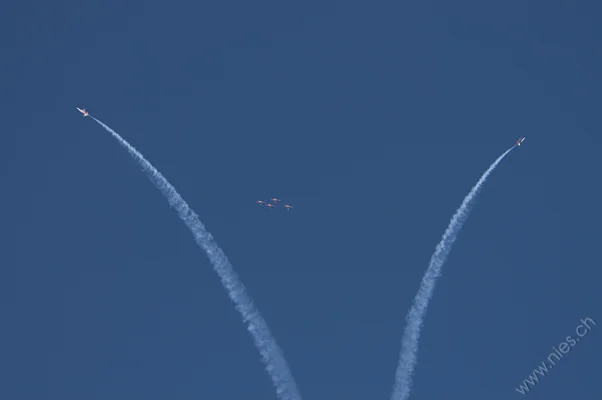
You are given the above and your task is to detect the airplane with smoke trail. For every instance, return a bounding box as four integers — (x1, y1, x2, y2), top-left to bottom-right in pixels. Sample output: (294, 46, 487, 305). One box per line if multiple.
(390, 144, 517, 400)
(84, 112, 303, 400)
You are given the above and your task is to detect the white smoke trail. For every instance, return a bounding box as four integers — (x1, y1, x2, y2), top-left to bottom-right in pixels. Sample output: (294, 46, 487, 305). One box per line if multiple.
(91, 117, 303, 400)
(391, 146, 515, 400)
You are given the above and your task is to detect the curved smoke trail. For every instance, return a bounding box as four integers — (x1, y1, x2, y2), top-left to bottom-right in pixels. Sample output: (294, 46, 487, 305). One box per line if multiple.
(91, 117, 302, 400)
(391, 146, 515, 400)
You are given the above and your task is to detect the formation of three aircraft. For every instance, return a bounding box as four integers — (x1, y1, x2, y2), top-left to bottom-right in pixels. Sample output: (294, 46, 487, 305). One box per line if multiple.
(256, 198, 293, 210)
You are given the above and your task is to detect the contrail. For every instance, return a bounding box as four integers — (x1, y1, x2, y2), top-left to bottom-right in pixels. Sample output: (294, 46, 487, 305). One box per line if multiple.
(90, 116, 303, 400)
(390, 146, 515, 400)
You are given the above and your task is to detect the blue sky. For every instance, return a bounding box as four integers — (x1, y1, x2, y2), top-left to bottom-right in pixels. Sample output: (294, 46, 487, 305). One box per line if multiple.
(1, 0, 600, 399)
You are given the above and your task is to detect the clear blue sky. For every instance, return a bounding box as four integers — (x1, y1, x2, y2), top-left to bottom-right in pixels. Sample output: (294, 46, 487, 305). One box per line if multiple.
(1, 0, 600, 399)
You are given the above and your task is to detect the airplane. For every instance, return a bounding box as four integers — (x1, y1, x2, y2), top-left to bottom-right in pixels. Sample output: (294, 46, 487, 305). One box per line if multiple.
(516, 137, 526, 146)
(77, 107, 89, 117)
(265, 203, 275, 209)
(284, 204, 293, 211)
(271, 198, 281, 203)
(256, 200, 266, 205)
